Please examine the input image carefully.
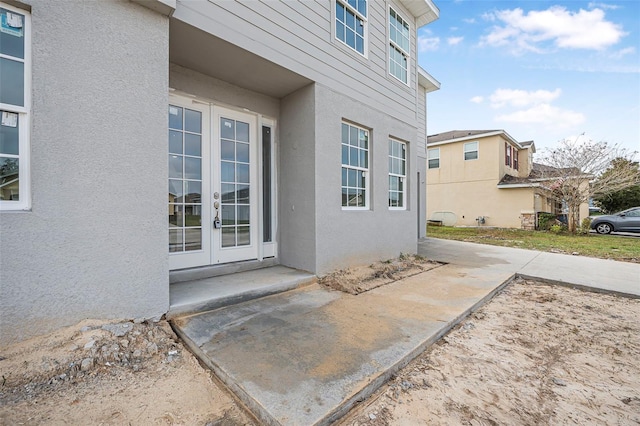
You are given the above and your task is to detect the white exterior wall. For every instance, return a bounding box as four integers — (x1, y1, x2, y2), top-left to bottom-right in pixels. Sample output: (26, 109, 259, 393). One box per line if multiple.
(0, 0, 169, 344)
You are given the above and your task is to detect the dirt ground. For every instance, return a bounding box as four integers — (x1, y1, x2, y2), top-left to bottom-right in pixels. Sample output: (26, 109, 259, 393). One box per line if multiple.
(2, 275, 639, 425)
(319, 254, 444, 294)
(340, 277, 640, 426)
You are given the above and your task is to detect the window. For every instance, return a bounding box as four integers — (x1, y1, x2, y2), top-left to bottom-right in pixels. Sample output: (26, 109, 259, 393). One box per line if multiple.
(389, 7, 410, 84)
(388, 139, 406, 209)
(335, 0, 367, 55)
(514, 149, 519, 170)
(341, 122, 369, 208)
(464, 141, 478, 160)
(505, 143, 511, 167)
(428, 148, 439, 169)
(0, 3, 30, 211)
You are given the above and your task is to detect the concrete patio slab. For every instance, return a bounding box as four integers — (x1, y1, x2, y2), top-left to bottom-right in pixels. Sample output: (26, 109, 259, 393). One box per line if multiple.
(172, 263, 515, 425)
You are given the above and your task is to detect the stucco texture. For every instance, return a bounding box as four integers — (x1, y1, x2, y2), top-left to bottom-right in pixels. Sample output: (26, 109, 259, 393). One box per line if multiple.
(0, 0, 169, 344)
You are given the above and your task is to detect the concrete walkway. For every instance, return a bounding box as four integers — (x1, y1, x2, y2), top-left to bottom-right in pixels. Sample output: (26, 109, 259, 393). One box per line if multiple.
(171, 239, 640, 426)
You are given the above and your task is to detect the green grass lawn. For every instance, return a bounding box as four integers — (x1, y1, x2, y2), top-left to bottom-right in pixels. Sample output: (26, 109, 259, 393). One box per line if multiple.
(426, 226, 640, 263)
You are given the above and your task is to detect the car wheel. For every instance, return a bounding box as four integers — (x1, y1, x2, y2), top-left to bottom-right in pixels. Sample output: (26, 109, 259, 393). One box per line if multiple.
(595, 223, 613, 234)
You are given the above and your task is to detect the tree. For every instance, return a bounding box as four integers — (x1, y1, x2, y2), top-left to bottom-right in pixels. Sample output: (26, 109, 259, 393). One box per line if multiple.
(593, 159, 640, 213)
(537, 139, 639, 233)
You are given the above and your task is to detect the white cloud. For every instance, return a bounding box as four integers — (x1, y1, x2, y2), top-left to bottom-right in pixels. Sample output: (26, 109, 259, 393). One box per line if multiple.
(463, 18, 476, 24)
(448, 36, 464, 46)
(418, 35, 440, 52)
(489, 88, 562, 108)
(481, 6, 626, 54)
(610, 46, 636, 59)
(496, 104, 585, 128)
(587, 2, 620, 10)
(470, 96, 484, 104)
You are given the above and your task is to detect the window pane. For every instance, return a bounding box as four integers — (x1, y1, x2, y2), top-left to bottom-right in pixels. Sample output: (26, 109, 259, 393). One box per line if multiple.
(184, 156, 201, 179)
(0, 8, 25, 58)
(237, 142, 249, 163)
(465, 151, 478, 160)
(222, 227, 236, 247)
(237, 163, 249, 183)
(221, 140, 235, 161)
(0, 57, 24, 106)
(184, 181, 201, 203)
(221, 161, 235, 182)
(221, 118, 235, 140)
(350, 147, 359, 167)
(0, 157, 19, 201)
(184, 109, 201, 133)
(237, 226, 250, 246)
(342, 123, 349, 145)
(237, 205, 250, 224)
(342, 187, 348, 206)
(221, 183, 235, 203)
(390, 176, 398, 191)
(169, 155, 182, 178)
(169, 130, 182, 154)
(184, 133, 201, 157)
(358, 170, 365, 188)
(168, 204, 183, 227)
(169, 229, 183, 252)
(336, 21, 345, 42)
(346, 28, 355, 50)
(168, 179, 183, 202)
(348, 168, 357, 187)
(169, 106, 183, 130)
(184, 228, 202, 251)
(184, 204, 201, 226)
(336, 2, 345, 23)
(342, 167, 348, 186)
(236, 121, 249, 142)
(221, 205, 235, 225)
(360, 149, 367, 168)
(236, 184, 249, 204)
(349, 126, 358, 146)
(342, 144, 349, 165)
(0, 112, 19, 155)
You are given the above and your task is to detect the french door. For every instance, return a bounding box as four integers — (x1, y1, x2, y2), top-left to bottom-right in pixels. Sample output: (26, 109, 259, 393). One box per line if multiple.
(168, 94, 262, 270)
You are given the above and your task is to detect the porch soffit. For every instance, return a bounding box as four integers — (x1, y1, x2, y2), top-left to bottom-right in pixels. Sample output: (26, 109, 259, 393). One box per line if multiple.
(169, 18, 312, 99)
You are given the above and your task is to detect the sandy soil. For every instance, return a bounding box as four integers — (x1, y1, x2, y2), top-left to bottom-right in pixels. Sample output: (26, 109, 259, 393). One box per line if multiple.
(2, 276, 638, 425)
(319, 254, 444, 295)
(0, 319, 254, 426)
(340, 277, 640, 425)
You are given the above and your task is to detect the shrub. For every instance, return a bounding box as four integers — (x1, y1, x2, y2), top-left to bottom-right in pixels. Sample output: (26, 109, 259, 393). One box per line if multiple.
(537, 213, 557, 231)
(550, 224, 566, 234)
(577, 217, 592, 235)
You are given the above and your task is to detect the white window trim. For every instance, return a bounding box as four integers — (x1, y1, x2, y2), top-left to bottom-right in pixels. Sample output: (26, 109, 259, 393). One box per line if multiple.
(463, 141, 478, 161)
(389, 138, 407, 210)
(388, 6, 410, 86)
(341, 121, 370, 210)
(0, 2, 31, 211)
(334, 0, 368, 58)
(427, 147, 440, 169)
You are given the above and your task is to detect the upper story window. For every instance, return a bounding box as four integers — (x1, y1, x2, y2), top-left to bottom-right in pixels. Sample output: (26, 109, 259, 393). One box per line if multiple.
(1, 3, 30, 211)
(341, 122, 369, 209)
(389, 7, 410, 84)
(428, 148, 439, 169)
(505, 143, 512, 167)
(388, 139, 406, 209)
(335, 0, 367, 55)
(464, 141, 478, 161)
(514, 149, 519, 170)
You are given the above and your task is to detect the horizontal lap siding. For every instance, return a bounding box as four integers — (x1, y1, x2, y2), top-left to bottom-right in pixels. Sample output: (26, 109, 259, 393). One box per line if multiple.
(174, 0, 419, 125)
(417, 87, 427, 155)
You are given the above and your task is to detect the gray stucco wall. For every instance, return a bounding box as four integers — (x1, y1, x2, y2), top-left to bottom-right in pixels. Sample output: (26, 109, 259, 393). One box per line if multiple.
(314, 84, 418, 274)
(0, 0, 169, 344)
(278, 84, 317, 273)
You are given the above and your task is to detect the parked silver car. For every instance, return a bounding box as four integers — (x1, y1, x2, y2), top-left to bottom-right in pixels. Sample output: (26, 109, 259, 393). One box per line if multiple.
(590, 207, 640, 234)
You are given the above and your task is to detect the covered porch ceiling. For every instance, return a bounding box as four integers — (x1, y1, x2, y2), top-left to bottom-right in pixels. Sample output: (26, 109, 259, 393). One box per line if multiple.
(169, 18, 312, 99)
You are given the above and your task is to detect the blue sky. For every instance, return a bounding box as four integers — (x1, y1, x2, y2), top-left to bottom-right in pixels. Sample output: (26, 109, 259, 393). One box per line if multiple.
(418, 0, 640, 155)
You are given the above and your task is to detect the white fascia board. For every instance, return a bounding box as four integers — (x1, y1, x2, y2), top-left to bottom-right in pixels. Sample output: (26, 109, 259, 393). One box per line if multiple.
(400, 0, 440, 27)
(131, 0, 175, 16)
(418, 67, 440, 93)
(497, 183, 541, 189)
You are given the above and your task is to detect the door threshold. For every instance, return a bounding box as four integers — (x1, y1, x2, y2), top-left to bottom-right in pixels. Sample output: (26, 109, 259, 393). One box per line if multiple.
(170, 258, 279, 284)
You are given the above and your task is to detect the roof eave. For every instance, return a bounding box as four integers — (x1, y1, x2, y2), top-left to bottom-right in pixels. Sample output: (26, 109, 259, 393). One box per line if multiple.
(400, 0, 440, 27)
(418, 67, 440, 93)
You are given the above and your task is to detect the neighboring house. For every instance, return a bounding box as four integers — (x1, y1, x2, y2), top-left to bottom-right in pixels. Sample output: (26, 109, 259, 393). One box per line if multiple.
(0, 0, 440, 343)
(426, 130, 589, 229)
